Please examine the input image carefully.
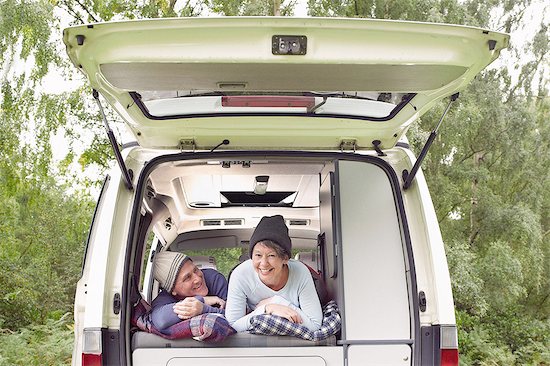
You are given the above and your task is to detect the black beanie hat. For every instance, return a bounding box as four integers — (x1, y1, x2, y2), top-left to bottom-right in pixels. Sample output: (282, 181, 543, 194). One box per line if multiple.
(249, 215, 292, 258)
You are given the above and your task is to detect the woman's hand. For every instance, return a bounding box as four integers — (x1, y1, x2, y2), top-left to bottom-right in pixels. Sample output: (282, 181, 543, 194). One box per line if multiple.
(204, 295, 226, 309)
(172, 297, 204, 319)
(265, 303, 303, 324)
(257, 296, 275, 308)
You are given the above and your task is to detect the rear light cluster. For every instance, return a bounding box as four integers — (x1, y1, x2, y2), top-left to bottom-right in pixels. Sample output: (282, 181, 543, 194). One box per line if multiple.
(441, 349, 459, 366)
(422, 324, 459, 365)
(82, 329, 103, 366)
(82, 354, 102, 366)
(440, 326, 459, 366)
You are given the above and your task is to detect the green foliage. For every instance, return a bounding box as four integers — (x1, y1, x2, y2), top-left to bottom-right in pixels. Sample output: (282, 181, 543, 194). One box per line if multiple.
(0, 167, 93, 329)
(207, 0, 297, 16)
(0, 313, 73, 366)
(445, 240, 488, 315)
(1, 73, 95, 331)
(457, 312, 518, 366)
(185, 248, 244, 278)
(0, 0, 548, 365)
(57, 0, 204, 22)
(457, 309, 550, 366)
(0, 0, 60, 81)
(307, 0, 474, 25)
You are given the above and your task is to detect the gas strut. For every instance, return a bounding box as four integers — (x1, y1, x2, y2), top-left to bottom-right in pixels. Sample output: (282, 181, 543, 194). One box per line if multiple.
(93, 89, 134, 190)
(402, 93, 459, 190)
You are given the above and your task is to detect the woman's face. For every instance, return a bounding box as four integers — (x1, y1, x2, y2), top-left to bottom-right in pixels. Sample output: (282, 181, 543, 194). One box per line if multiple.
(252, 242, 289, 288)
(171, 260, 209, 298)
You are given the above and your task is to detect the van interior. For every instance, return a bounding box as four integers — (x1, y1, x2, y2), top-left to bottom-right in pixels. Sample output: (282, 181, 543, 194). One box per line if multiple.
(129, 152, 415, 363)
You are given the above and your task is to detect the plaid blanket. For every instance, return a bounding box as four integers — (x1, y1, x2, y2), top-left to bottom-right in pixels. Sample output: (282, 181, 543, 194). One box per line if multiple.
(248, 300, 341, 341)
(131, 296, 235, 342)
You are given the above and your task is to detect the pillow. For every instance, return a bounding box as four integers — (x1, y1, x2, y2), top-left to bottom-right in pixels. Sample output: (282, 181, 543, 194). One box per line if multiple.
(248, 300, 341, 341)
(131, 296, 235, 342)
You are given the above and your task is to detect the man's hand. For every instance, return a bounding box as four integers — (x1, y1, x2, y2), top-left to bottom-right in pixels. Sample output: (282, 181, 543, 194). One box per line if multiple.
(172, 297, 204, 319)
(265, 303, 303, 324)
(203, 296, 226, 309)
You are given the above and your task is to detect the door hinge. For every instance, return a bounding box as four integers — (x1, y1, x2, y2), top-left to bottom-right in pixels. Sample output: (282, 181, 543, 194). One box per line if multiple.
(419, 291, 427, 312)
(339, 139, 357, 152)
(372, 140, 386, 156)
(113, 293, 121, 314)
(179, 139, 196, 152)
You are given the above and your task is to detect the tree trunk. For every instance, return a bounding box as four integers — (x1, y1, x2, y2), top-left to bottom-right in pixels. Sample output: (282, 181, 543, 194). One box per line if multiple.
(469, 151, 484, 245)
(273, 0, 281, 16)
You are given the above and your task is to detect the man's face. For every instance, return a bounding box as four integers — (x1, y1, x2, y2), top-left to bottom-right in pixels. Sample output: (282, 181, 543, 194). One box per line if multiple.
(171, 260, 209, 299)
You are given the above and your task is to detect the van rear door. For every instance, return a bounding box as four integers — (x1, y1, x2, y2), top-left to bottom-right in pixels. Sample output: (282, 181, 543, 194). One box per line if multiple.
(325, 159, 414, 365)
(63, 17, 509, 152)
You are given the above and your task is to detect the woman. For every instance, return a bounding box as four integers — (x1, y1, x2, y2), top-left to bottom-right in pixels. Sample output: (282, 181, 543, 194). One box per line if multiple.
(225, 215, 323, 332)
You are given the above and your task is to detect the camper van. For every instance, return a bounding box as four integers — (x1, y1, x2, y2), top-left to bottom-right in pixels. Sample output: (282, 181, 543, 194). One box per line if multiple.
(63, 17, 509, 366)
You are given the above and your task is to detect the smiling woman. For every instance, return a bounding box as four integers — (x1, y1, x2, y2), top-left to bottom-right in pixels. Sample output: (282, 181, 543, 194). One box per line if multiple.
(225, 215, 323, 332)
(252, 241, 290, 291)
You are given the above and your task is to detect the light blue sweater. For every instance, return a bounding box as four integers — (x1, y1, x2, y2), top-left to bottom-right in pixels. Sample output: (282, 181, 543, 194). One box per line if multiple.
(226, 259, 323, 332)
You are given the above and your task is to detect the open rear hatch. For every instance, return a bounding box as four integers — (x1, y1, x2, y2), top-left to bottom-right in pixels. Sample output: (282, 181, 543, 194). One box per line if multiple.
(63, 17, 508, 151)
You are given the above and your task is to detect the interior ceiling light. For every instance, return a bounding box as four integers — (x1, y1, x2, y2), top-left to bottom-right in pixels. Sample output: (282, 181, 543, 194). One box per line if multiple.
(253, 175, 269, 195)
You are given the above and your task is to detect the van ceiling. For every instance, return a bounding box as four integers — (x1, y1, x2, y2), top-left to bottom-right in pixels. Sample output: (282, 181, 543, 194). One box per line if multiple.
(148, 160, 325, 209)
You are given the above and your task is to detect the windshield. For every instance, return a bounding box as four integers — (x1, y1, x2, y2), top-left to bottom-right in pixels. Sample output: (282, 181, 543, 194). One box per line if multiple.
(131, 91, 414, 121)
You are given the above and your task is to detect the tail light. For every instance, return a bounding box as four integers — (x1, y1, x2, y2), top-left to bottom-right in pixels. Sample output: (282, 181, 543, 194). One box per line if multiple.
(440, 326, 459, 366)
(82, 329, 103, 366)
(422, 324, 460, 365)
(82, 354, 102, 366)
(441, 349, 459, 366)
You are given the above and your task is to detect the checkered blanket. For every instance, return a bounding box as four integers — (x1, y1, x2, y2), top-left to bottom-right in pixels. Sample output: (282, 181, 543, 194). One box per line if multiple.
(131, 296, 235, 342)
(248, 300, 341, 341)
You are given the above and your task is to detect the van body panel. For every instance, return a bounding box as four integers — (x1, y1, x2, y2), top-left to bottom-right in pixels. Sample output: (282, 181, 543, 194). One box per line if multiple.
(72, 170, 119, 366)
(133, 346, 344, 366)
(337, 160, 411, 340)
(72, 175, 111, 365)
(72, 153, 141, 365)
(102, 175, 138, 330)
(397, 148, 456, 325)
(347, 344, 411, 365)
(166, 356, 325, 366)
(63, 17, 509, 150)
(80, 170, 122, 329)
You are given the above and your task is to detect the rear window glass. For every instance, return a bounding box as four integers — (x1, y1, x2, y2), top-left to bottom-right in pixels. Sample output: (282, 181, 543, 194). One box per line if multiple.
(131, 91, 414, 121)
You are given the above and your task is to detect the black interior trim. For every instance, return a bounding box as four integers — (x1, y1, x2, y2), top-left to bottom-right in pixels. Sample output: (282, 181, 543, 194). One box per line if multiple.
(129, 92, 416, 123)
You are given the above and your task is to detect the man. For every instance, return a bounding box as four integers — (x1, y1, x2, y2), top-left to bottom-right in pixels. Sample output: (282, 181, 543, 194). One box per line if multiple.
(151, 251, 228, 332)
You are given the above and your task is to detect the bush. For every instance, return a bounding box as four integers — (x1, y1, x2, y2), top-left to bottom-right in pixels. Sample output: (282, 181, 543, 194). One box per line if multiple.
(0, 313, 73, 366)
(457, 309, 550, 365)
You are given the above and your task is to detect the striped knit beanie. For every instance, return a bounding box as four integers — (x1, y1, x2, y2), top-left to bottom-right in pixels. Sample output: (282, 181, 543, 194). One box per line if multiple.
(153, 251, 189, 292)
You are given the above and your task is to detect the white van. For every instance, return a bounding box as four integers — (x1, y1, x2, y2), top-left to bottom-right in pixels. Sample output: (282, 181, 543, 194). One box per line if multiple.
(63, 17, 508, 366)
